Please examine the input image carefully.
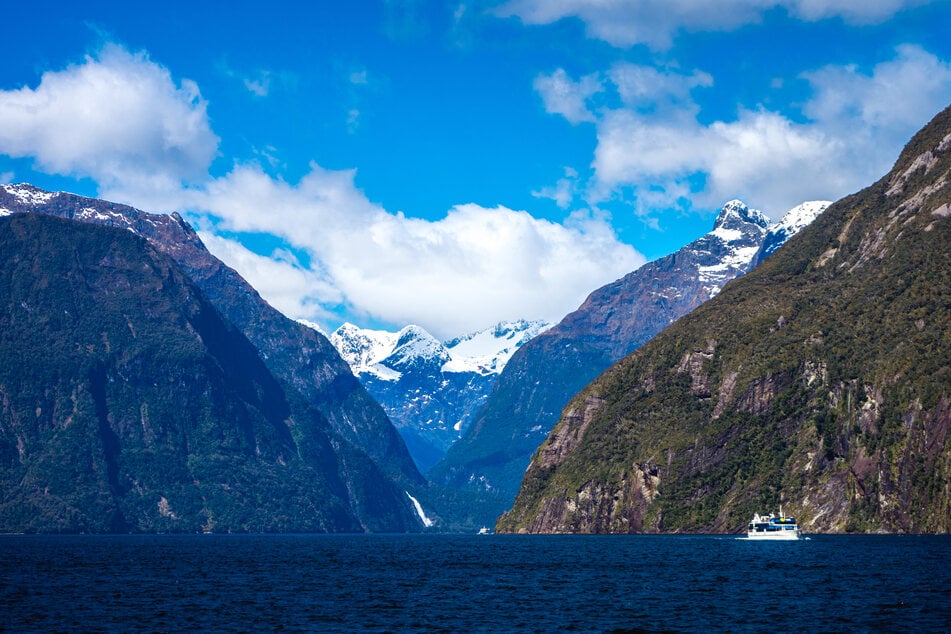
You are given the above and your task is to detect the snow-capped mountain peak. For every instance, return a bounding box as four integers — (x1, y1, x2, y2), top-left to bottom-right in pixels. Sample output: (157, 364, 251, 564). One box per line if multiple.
(696, 199, 769, 297)
(388, 325, 451, 370)
(0, 184, 61, 211)
(330, 319, 552, 470)
(331, 319, 552, 381)
(752, 200, 832, 266)
(714, 199, 770, 232)
(773, 200, 832, 235)
(330, 323, 402, 380)
(443, 319, 552, 375)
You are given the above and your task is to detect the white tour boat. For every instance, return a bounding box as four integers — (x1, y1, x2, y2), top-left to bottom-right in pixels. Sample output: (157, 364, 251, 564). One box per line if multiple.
(746, 507, 801, 540)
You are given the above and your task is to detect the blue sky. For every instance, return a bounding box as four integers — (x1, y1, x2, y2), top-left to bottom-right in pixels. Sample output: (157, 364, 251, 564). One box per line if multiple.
(2, 1, 950, 338)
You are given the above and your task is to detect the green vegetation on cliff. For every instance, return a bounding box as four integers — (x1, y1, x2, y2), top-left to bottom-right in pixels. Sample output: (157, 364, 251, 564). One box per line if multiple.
(498, 105, 951, 534)
(0, 214, 418, 533)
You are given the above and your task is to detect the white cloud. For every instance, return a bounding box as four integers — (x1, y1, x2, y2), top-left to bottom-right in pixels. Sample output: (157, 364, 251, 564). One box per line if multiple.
(801, 44, 951, 143)
(583, 47, 951, 219)
(532, 166, 580, 208)
(608, 63, 712, 110)
(243, 71, 271, 97)
(533, 69, 603, 124)
(497, 0, 935, 49)
(787, 0, 933, 23)
(198, 232, 343, 323)
(0, 44, 218, 193)
(186, 163, 644, 338)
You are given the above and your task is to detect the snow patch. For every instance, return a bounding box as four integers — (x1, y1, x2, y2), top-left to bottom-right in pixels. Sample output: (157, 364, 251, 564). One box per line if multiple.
(330, 323, 403, 379)
(698, 243, 761, 296)
(709, 226, 742, 242)
(77, 206, 126, 224)
(365, 364, 402, 381)
(442, 320, 552, 375)
(2, 184, 59, 205)
(296, 319, 328, 337)
(406, 492, 434, 527)
(773, 201, 831, 235)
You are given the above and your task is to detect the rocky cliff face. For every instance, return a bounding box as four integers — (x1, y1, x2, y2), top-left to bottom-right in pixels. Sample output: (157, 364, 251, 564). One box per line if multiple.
(498, 105, 951, 534)
(428, 200, 791, 525)
(0, 185, 423, 491)
(0, 214, 422, 533)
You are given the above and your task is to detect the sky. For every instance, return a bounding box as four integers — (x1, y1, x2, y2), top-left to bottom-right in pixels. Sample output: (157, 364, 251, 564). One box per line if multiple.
(2, 1, 950, 339)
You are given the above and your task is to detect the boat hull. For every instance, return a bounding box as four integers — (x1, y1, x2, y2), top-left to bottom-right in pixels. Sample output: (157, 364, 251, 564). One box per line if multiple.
(746, 530, 801, 540)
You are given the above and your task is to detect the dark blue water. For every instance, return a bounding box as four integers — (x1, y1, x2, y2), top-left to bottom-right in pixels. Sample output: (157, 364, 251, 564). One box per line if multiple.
(1, 534, 949, 632)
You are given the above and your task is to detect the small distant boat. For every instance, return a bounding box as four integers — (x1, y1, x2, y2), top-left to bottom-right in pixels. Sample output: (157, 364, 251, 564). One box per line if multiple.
(477, 526, 492, 535)
(746, 507, 801, 540)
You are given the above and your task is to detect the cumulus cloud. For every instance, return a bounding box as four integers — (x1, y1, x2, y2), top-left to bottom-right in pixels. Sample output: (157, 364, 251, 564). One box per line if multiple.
(187, 163, 644, 338)
(0, 44, 218, 194)
(801, 44, 951, 144)
(198, 232, 343, 322)
(608, 64, 713, 110)
(497, 0, 935, 49)
(593, 106, 849, 216)
(550, 47, 951, 219)
(534, 69, 602, 124)
(532, 166, 580, 208)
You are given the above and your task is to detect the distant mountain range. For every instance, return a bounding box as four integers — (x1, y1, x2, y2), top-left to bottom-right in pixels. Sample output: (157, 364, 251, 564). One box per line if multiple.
(0, 185, 428, 532)
(428, 198, 829, 526)
(498, 104, 951, 534)
(330, 320, 550, 471)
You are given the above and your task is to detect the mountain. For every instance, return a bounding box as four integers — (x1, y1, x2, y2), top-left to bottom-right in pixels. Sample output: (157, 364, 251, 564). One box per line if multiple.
(331, 320, 550, 471)
(498, 105, 951, 534)
(0, 184, 424, 492)
(0, 213, 423, 532)
(429, 199, 824, 525)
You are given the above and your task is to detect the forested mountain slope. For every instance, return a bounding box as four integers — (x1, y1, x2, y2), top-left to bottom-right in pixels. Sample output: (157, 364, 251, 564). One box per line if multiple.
(0, 214, 421, 532)
(499, 105, 951, 534)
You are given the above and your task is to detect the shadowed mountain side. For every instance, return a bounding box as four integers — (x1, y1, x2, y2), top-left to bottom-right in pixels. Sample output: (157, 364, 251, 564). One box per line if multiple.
(0, 214, 420, 532)
(0, 186, 423, 491)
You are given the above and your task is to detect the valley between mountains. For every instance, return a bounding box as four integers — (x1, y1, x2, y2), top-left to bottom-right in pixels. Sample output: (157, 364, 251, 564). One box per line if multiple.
(1, 105, 948, 534)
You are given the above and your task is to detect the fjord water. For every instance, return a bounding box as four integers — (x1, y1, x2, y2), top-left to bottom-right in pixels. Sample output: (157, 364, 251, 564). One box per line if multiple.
(2, 534, 948, 632)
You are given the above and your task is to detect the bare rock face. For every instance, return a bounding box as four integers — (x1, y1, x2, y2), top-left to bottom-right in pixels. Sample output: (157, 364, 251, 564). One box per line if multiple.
(540, 396, 605, 468)
(678, 340, 717, 397)
(522, 462, 661, 534)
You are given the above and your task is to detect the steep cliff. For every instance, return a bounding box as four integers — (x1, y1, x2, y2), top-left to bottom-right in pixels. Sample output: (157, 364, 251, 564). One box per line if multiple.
(0, 186, 423, 490)
(498, 105, 951, 534)
(0, 214, 421, 532)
